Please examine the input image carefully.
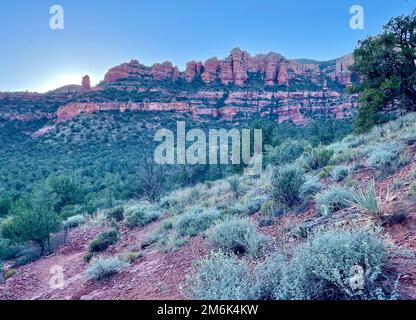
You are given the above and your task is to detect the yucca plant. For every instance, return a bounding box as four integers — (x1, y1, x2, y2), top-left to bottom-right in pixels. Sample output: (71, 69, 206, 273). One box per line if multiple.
(348, 180, 393, 218)
(227, 176, 243, 199)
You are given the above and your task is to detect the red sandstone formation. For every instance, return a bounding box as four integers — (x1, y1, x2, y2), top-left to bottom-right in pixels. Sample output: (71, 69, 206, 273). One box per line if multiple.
(150, 62, 179, 80)
(102, 48, 354, 87)
(51, 89, 356, 125)
(276, 105, 307, 125)
(185, 61, 203, 82)
(81, 75, 91, 92)
(0, 48, 358, 138)
(31, 125, 55, 138)
(103, 59, 148, 83)
(201, 57, 220, 82)
(333, 54, 354, 85)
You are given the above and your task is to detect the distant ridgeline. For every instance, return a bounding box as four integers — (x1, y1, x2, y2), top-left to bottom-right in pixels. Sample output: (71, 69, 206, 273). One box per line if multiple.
(0, 48, 358, 138)
(0, 48, 356, 204)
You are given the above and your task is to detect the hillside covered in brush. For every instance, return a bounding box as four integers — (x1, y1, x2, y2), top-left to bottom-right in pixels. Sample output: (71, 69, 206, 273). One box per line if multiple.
(1, 112, 416, 299)
(1, 10, 416, 301)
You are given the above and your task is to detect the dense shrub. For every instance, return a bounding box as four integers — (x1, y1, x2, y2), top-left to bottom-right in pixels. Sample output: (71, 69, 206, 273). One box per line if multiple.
(107, 206, 124, 222)
(12, 245, 42, 267)
(271, 164, 305, 208)
(123, 251, 144, 263)
(124, 207, 159, 229)
(226, 198, 263, 216)
(0, 238, 19, 260)
(331, 165, 350, 182)
(85, 256, 127, 281)
(88, 229, 118, 253)
(0, 197, 11, 217)
(183, 251, 255, 300)
(174, 208, 221, 238)
(300, 176, 325, 198)
(7, 185, 60, 253)
(280, 230, 389, 300)
(254, 253, 286, 300)
(366, 143, 404, 170)
(265, 139, 305, 166)
(62, 214, 85, 229)
(206, 218, 268, 258)
(245, 198, 264, 215)
(315, 187, 353, 215)
(304, 146, 333, 171)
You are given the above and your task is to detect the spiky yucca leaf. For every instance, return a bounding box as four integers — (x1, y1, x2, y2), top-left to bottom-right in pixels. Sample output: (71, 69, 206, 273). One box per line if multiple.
(348, 180, 393, 218)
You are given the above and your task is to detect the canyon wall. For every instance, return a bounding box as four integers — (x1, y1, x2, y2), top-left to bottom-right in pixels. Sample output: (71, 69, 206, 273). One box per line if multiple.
(103, 48, 355, 87)
(0, 48, 357, 138)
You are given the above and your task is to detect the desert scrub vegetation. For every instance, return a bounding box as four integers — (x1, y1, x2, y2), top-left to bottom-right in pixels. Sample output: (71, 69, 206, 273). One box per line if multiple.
(206, 218, 269, 258)
(88, 229, 119, 253)
(186, 229, 394, 300)
(174, 208, 221, 238)
(138, 214, 198, 252)
(264, 139, 305, 166)
(348, 181, 393, 219)
(366, 142, 404, 172)
(225, 196, 264, 216)
(107, 206, 124, 222)
(315, 187, 353, 216)
(279, 229, 393, 300)
(122, 251, 144, 263)
(85, 256, 128, 281)
(303, 146, 333, 171)
(183, 251, 256, 300)
(300, 176, 325, 198)
(318, 113, 416, 176)
(123, 204, 160, 229)
(226, 176, 244, 199)
(330, 165, 350, 182)
(62, 214, 86, 229)
(271, 164, 305, 209)
(254, 253, 286, 300)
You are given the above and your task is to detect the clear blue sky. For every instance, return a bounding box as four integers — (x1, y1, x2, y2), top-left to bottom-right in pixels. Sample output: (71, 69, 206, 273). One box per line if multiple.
(0, 0, 414, 92)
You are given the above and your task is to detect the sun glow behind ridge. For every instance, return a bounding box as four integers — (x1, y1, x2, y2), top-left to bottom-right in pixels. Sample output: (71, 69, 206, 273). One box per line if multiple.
(35, 73, 101, 93)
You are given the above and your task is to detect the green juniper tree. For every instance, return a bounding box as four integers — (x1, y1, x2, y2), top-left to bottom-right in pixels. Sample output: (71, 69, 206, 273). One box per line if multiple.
(7, 184, 60, 253)
(351, 10, 416, 133)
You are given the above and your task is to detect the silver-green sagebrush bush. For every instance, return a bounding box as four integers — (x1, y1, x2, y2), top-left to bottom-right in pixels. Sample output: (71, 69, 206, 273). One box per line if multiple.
(279, 230, 392, 300)
(186, 230, 395, 300)
(206, 217, 268, 258)
(330, 165, 350, 182)
(264, 139, 305, 166)
(366, 143, 404, 170)
(88, 229, 118, 253)
(183, 251, 256, 300)
(62, 214, 86, 229)
(85, 256, 128, 281)
(254, 253, 287, 300)
(174, 208, 221, 238)
(226, 197, 264, 216)
(124, 206, 159, 229)
(315, 187, 353, 215)
(300, 176, 325, 198)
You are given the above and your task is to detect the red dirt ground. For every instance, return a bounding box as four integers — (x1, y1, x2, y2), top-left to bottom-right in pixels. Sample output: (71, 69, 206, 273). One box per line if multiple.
(1, 161, 416, 300)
